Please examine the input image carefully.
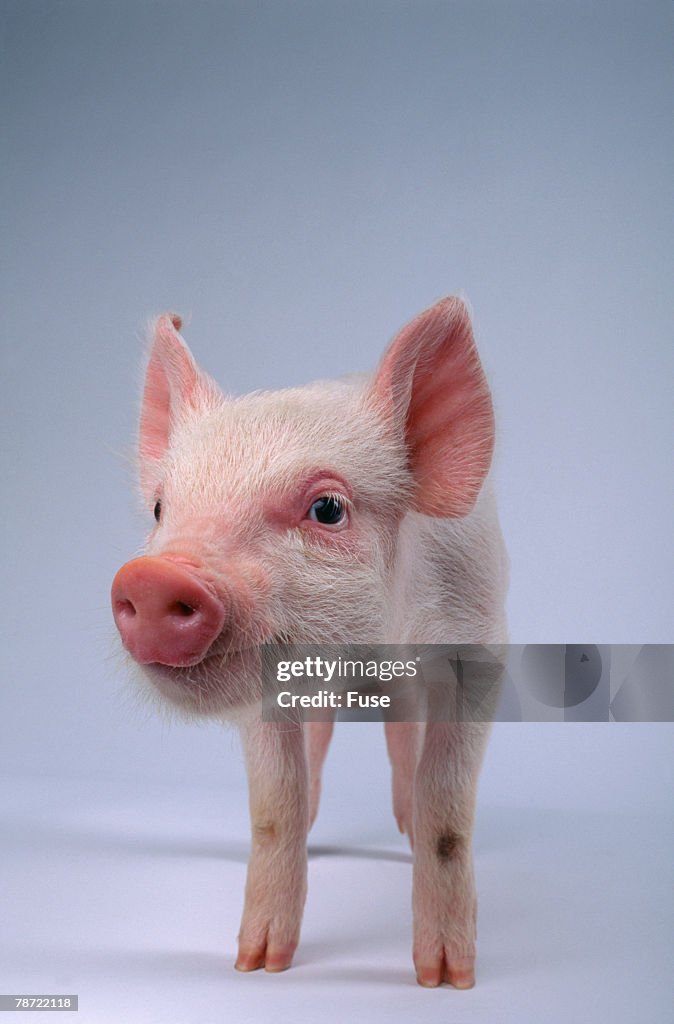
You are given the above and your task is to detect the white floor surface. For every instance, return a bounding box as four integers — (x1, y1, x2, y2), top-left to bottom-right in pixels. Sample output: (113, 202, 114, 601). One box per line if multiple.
(1, 752, 671, 1024)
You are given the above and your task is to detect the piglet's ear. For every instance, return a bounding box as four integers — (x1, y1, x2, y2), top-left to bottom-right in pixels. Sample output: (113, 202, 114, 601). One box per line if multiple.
(370, 297, 494, 518)
(138, 314, 215, 500)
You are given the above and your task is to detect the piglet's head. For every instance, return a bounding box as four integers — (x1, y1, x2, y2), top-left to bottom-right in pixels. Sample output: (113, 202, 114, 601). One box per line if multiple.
(111, 299, 494, 718)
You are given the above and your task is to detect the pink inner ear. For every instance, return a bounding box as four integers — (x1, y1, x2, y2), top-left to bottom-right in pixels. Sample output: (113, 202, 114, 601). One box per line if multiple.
(372, 298, 495, 518)
(139, 314, 198, 491)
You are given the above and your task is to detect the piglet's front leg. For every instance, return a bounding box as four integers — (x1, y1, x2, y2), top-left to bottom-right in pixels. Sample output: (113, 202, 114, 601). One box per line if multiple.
(236, 714, 308, 973)
(412, 720, 490, 989)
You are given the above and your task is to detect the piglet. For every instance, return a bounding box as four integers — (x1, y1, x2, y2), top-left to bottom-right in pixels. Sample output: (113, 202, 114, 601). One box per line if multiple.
(111, 298, 508, 987)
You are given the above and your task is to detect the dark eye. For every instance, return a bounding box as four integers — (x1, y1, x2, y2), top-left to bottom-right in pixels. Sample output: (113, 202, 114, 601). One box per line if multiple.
(307, 495, 347, 526)
(153, 500, 161, 522)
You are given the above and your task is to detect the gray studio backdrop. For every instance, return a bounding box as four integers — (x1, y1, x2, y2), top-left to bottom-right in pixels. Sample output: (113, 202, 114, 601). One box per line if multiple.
(2, 1, 672, 786)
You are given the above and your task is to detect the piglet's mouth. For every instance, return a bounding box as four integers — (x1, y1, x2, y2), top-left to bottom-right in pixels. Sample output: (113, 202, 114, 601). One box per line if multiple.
(138, 635, 282, 684)
(139, 644, 267, 715)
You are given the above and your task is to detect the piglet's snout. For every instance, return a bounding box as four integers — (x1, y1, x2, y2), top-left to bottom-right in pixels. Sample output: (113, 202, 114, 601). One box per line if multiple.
(111, 556, 226, 667)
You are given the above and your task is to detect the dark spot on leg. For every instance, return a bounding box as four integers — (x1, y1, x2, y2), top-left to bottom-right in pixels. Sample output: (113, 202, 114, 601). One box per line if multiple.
(436, 830, 462, 861)
(253, 821, 277, 845)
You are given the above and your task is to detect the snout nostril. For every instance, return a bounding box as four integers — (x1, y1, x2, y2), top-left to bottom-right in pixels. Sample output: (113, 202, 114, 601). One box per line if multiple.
(115, 598, 136, 619)
(171, 600, 197, 618)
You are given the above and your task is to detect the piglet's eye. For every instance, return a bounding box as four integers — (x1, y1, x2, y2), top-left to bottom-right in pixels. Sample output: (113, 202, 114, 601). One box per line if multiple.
(307, 495, 347, 526)
(153, 500, 161, 522)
